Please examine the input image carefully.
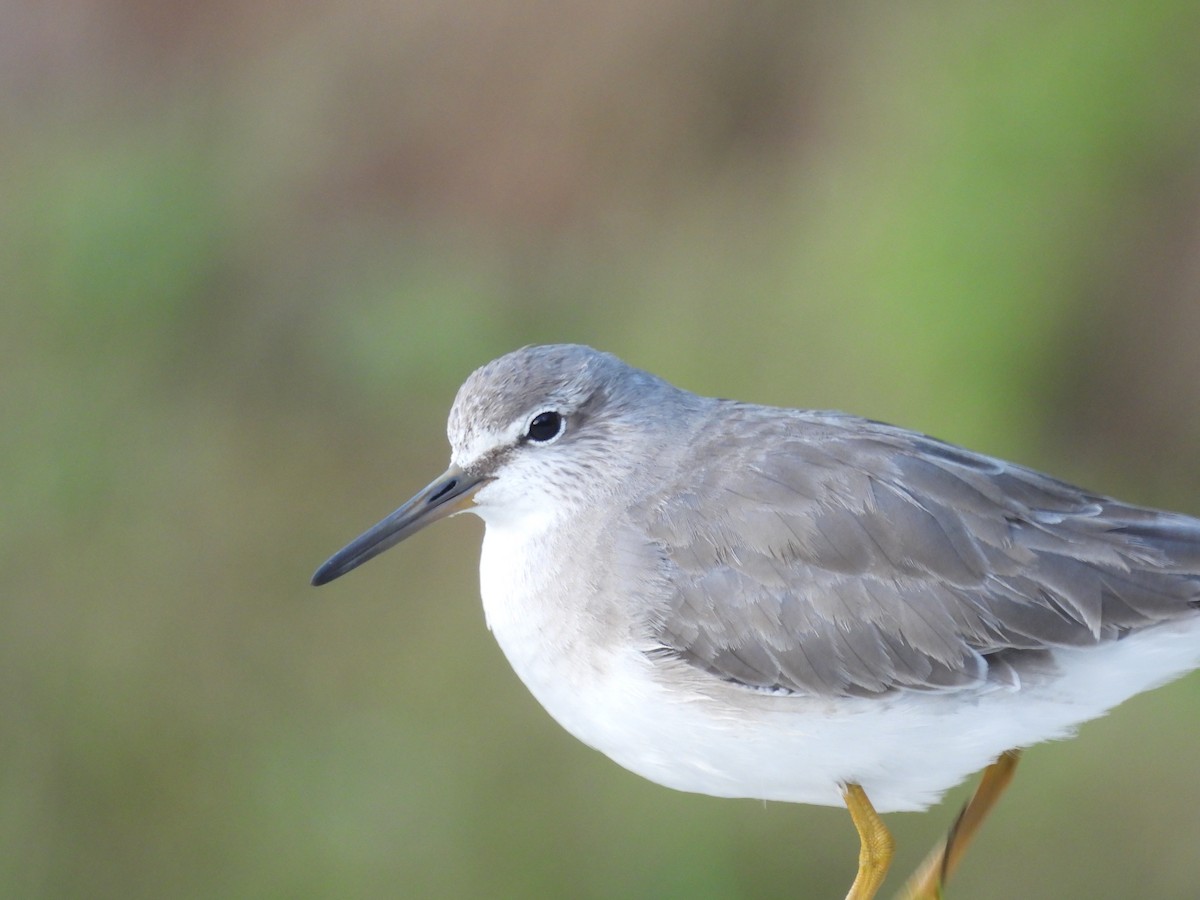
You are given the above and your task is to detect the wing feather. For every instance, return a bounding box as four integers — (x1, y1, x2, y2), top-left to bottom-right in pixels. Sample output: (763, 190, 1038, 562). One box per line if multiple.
(642, 406, 1200, 697)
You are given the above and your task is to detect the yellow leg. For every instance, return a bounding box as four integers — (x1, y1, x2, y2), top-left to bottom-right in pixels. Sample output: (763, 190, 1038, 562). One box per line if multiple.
(897, 749, 1023, 899)
(843, 783, 896, 900)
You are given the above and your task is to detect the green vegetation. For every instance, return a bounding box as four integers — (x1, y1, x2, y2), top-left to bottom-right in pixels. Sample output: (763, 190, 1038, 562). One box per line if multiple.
(4, 4, 1199, 897)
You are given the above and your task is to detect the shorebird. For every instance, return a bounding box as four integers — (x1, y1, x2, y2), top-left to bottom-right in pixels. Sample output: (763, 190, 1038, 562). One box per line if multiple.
(313, 344, 1200, 898)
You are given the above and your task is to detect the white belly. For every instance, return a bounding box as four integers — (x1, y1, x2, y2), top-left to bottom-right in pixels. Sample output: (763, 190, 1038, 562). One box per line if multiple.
(477, 518, 1200, 813)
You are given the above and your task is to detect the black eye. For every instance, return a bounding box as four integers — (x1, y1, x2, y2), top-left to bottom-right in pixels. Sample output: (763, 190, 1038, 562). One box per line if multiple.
(525, 411, 564, 442)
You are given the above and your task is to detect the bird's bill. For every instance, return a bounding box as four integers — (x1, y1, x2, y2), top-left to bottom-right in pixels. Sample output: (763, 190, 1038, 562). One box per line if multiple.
(311, 465, 486, 586)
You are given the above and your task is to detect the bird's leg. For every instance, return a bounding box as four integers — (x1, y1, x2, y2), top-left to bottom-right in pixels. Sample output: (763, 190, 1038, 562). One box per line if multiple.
(843, 782, 896, 900)
(897, 749, 1023, 899)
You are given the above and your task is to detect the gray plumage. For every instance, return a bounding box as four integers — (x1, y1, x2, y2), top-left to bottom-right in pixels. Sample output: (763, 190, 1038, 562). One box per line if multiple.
(312, 340, 1200, 892)
(451, 345, 1200, 700)
(642, 407, 1200, 697)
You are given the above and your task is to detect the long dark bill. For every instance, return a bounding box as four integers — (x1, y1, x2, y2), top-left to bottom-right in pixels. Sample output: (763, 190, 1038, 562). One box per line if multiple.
(311, 465, 487, 586)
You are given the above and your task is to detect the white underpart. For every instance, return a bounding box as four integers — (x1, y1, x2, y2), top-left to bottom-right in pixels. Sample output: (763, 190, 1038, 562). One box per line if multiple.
(476, 502, 1200, 813)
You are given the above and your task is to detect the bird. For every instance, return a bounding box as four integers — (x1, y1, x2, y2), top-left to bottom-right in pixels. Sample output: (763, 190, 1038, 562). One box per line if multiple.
(312, 344, 1200, 899)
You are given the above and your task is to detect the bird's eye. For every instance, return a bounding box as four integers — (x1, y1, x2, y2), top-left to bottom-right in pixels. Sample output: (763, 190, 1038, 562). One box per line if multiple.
(525, 411, 564, 443)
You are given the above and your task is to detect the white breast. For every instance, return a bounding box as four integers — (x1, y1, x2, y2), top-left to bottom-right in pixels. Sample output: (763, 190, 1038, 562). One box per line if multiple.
(474, 512, 1200, 814)
(478, 516, 614, 733)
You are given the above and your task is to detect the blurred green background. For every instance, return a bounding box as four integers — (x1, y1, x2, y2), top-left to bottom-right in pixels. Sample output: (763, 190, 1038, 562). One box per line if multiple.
(5, 3, 1200, 898)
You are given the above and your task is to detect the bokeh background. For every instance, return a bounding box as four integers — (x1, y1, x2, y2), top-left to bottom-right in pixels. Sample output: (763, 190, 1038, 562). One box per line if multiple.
(6, 2, 1200, 898)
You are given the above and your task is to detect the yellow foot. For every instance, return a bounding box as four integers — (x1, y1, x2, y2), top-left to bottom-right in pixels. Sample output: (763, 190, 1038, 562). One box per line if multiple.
(843, 783, 896, 900)
(896, 750, 1022, 899)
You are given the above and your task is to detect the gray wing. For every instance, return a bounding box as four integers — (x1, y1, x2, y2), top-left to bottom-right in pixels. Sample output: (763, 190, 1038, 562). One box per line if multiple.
(641, 406, 1200, 697)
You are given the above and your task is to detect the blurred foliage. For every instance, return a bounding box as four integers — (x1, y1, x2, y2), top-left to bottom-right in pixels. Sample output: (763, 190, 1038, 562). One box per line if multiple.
(4, 2, 1200, 898)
